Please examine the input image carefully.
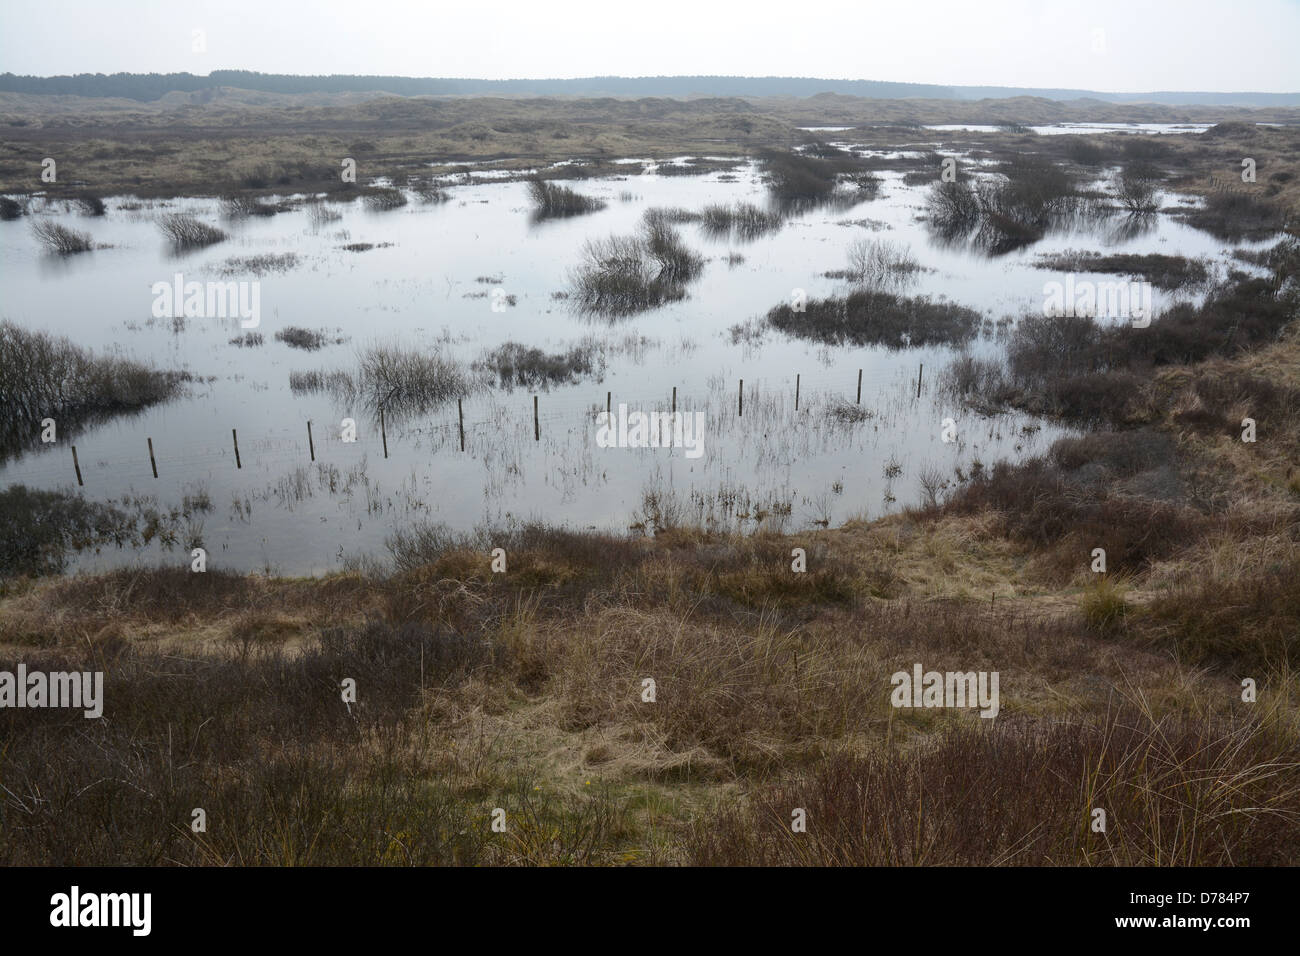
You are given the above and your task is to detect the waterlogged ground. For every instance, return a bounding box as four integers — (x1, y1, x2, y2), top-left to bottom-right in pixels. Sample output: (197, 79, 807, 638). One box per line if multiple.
(0, 144, 1279, 575)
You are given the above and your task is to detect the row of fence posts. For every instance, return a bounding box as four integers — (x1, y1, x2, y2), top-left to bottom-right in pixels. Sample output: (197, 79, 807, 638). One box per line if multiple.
(65, 364, 926, 486)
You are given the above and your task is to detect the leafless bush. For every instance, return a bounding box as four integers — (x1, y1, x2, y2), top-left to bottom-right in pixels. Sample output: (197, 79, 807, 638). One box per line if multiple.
(841, 238, 921, 288)
(527, 177, 606, 219)
(1116, 162, 1160, 213)
(30, 218, 93, 254)
(158, 213, 227, 248)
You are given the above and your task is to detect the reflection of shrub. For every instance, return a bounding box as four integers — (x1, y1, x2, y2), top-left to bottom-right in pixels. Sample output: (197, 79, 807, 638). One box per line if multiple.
(0, 486, 134, 578)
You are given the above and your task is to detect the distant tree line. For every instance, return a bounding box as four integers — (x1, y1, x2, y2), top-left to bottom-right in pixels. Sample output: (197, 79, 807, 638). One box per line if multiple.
(1, 72, 1295, 106)
(0, 71, 955, 102)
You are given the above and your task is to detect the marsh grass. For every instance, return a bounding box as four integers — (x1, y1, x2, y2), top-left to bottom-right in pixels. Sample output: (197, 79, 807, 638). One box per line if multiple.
(569, 221, 704, 317)
(1033, 250, 1211, 292)
(275, 326, 345, 351)
(220, 252, 300, 276)
(292, 343, 475, 420)
(363, 187, 408, 211)
(826, 238, 923, 289)
(767, 289, 981, 349)
(220, 193, 288, 218)
(698, 202, 782, 241)
(760, 146, 875, 211)
(527, 177, 607, 219)
(475, 341, 604, 390)
(687, 708, 1300, 865)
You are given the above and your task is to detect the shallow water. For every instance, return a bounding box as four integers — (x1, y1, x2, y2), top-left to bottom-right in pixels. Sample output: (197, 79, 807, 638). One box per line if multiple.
(0, 157, 1277, 575)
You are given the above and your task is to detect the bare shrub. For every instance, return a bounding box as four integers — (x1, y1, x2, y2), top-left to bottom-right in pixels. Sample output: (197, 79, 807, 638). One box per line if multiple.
(30, 218, 93, 254)
(840, 238, 922, 288)
(527, 177, 606, 219)
(158, 213, 227, 248)
(363, 187, 408, 211)
(569, 222, 704, 317)
(1116, 162, 1161, 213)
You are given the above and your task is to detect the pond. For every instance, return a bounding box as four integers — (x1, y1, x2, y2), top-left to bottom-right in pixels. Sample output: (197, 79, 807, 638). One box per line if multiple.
(0, 152, 1272, 575)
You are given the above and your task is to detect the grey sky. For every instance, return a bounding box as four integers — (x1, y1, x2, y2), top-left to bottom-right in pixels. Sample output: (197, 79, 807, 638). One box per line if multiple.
(2, 0, 1297, 92)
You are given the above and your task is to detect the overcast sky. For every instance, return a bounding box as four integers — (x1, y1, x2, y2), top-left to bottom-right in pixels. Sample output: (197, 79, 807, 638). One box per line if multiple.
(2, 0, 1297, 92)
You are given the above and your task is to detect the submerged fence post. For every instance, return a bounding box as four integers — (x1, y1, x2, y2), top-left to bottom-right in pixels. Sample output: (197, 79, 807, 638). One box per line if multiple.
(307, 421, 315, 462)
(534, 395, 539, 441)
(795, 373, 800, 412)
(458, 399, 465, 453)
(607, 391, 611, 416)
(232, 428, 241, 469)
(917, 363, 924, 399)
(672, 386, 676, 415)
(738, 379, 743, 417)
(147, 437, 157, 478)
(380, 408, 388, 459)
(71, 445, 83, 487)
(857, 369, 863, 404)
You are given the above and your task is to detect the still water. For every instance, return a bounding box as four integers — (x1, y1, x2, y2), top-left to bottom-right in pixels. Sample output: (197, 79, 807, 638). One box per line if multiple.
(0, 154, 1269, 574)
